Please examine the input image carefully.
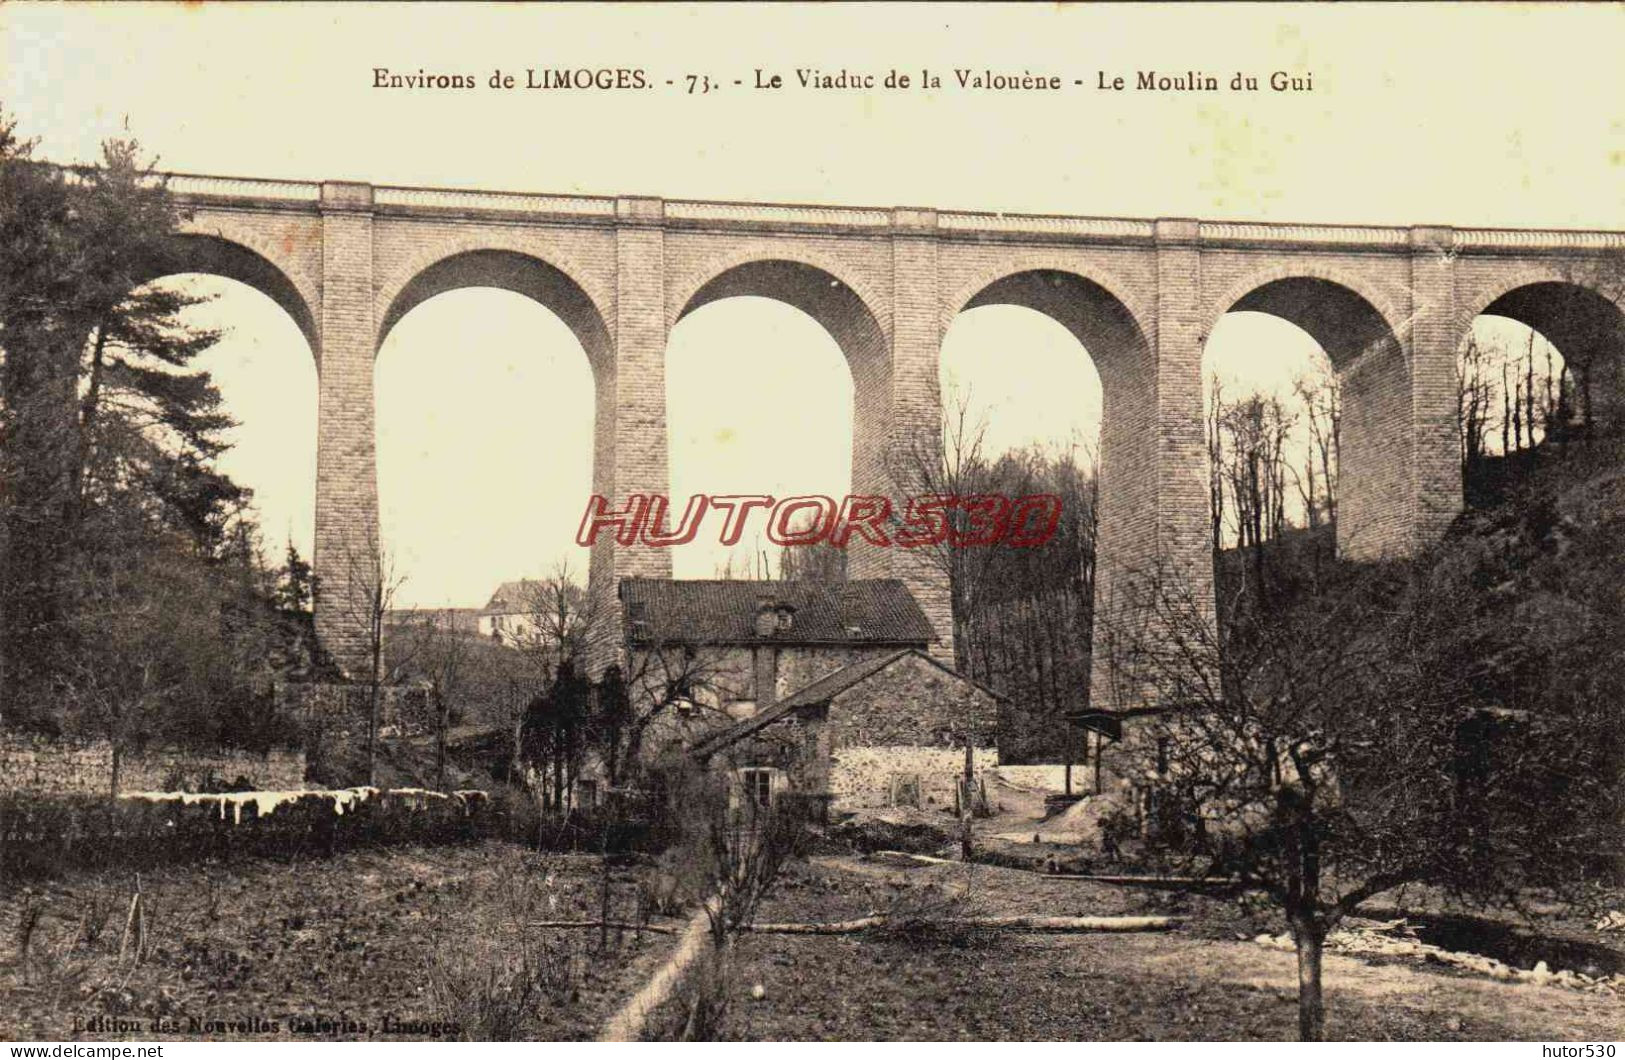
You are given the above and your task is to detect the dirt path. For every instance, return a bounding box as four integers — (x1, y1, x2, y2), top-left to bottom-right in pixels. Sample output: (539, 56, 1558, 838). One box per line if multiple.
(599, 905, 713, 1042)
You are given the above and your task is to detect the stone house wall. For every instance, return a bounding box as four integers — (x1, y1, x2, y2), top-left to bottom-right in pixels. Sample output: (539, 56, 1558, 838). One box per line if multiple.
(820, 652, 1000, 810)
(628, 642, 915, 757)
(715, 652, 1002, 812)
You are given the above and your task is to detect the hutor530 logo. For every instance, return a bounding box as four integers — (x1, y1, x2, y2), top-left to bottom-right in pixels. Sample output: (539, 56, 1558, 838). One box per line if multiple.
(576, 494, 1063, 549)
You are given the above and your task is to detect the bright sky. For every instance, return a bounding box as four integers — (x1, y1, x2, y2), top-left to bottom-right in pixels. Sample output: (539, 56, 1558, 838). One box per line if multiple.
(4, 4, 1619, 605)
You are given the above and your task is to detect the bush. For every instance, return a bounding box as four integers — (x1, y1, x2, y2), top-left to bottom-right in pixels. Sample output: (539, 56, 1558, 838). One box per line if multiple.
(828, 814, 955, 855)
(424, 931, 580, 1041)
(486, 784, 681, 855)
(0, 788, 493, 881)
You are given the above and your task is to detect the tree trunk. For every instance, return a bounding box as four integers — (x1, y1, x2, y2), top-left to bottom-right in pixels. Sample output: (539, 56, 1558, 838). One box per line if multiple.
(959, 734, 974, 861)
(1064, 727, 1073, 798)
(1293, 920, 1326, 1042)
(434, 692, 448, 792)
(71, 324, 109, 525)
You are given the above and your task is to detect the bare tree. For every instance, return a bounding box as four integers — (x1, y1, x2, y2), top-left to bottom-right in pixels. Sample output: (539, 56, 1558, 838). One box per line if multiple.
(1099, 544, 1622, 1041)
(1293, 362, 1341, 529)
(1458, 334, 1493, 480)
(605, 639, 748, 788)
(890, 387, 1001, 668)
(499, 559, 596, 790)
(402, 610, 474, 791)
(334, 531, 410, 786)
(776, 510, 847, 583)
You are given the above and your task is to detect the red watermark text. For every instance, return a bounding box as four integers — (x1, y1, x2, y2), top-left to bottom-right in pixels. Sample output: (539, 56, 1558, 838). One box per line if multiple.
(576, 494, 1062, 549)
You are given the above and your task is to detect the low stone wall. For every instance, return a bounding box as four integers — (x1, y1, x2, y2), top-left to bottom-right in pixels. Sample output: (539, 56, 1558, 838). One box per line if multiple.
(276, 680, 434, 737)
(0, 733, 306, 797)
(993, 764, 1071, 793)
(829, 745, 999, 811)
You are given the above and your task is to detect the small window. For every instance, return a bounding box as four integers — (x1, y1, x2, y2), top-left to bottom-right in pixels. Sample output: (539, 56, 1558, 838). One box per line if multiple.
(741, 768, 774, 808)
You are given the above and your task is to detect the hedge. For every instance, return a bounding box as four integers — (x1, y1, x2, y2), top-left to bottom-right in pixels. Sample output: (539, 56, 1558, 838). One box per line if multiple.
(0, 787, 493, 880)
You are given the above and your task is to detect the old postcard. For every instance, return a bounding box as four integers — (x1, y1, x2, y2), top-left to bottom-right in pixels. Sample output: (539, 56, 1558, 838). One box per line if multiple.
(1, 2, 1621, 1048)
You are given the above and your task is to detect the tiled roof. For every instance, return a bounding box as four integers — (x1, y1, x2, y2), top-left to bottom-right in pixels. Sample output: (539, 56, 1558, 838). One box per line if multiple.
(618, 578, 935, 646)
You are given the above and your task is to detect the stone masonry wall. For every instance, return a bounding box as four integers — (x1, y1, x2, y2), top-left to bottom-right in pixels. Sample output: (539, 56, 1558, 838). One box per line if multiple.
(311, 183, 381, 675)
(0, 733, 306, 797)
(815, 652, 1002, 811)
(824, 651, 997, 748)
(829, 746, 999, 811)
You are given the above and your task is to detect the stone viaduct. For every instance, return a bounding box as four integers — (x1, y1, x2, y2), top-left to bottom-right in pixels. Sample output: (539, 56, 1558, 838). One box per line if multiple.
(160, 174, 1625, 708)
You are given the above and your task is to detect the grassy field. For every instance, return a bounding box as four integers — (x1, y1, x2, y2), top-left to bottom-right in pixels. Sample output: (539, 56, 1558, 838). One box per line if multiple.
(688, 857, 1625, 1041)
(7, 837, 1620, 1042)
(0, 842, 683, 1042)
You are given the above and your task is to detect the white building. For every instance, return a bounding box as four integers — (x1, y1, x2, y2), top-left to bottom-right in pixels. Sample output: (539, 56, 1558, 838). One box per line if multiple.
(477, 579, 544, 646)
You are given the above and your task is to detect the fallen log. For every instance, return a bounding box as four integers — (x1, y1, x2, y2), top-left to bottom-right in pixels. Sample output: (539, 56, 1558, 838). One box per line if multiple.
(748, 914, 1181, 935)
(1044, 874, 1235, 887)
(868, 850, 1233, 887)
(528, 919, 680, 935)
(869, 850, 958, 866)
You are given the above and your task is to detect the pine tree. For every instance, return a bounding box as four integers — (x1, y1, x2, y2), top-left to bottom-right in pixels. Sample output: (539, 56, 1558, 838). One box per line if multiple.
(1, 108, 248, 722)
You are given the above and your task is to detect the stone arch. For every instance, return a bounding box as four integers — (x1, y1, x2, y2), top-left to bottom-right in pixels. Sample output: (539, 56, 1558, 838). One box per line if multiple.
(1205, 265, 1409, 365)
(376, 230, 614, 350)
(150, 233, 320, 358)
(1457, 269, 1625, 433)
(949, 267, 1154, 393)
(945, 268, 1156, 639)
(941, 256, 1156, 351)
(1453, 264, 1619, 339)
(377, 248, 612, 376)
(672, 257, 893, 505)
(1207, 269, 1411, 561)
(375, 248, 616, 522)
(667, 244, 891, 335)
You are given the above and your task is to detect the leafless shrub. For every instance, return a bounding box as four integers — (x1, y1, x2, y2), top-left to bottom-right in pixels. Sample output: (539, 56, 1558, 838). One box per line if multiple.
(867, 870, 988, 949)
(701, 784, 812, 949)
(79, 889, 114, 946)
(424, 932, 579, 1041)
(424, 854, 588, 1039)
(15, 898, 44, 971)
(675, 950, 733, 1042)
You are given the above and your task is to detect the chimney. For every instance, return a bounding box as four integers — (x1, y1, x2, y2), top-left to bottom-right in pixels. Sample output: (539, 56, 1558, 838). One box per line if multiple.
(754, 645, 779, 710)
(754, 592, 778, 638)
(836, 584, 863, 637)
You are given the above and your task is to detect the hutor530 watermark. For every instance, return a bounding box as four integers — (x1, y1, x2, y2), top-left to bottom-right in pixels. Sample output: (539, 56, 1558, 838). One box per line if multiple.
(576, 494, 1063, 549)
